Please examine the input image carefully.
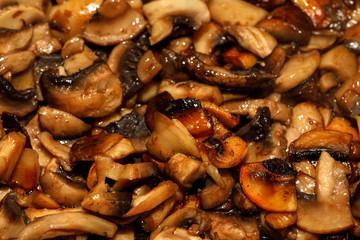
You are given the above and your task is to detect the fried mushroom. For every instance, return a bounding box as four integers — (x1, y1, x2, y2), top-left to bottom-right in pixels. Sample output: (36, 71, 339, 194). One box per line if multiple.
(143, 0, 210, 45)
(41, 58, 122, 118)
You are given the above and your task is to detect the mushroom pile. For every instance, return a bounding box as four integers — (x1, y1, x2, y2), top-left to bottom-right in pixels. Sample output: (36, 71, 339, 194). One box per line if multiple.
(2, 0, 360, 239)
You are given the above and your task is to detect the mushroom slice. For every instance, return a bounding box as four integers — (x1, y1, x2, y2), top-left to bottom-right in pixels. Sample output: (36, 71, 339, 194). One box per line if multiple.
(81, 182, 132, 217)
(37, 131, 70, 163)
(166, 153, 205, 188)
(146, 112, 200, 161)
(159, 80, 223, 106)
(285, 102, 324, 147)
(38, 106, 91, 139)
(83, 0, 147, 46)
(275, 50, 320, 92)
(28, 37, 62, 56)
(201, 101, 239, 129)
(256, 4, 313, 45)
(240, 158, 297, 212)
(0, 192, 29, 239)
(8, 148, 39, 190)
(208, 0, 268, 27)
(265, 212, 297, 230)
(0, 3, 45, 30)
(0, 131, 26, 183)
(335, 72, 360, 115)
(0, 76, 37, 117)
(140, 194, 180, 232)
(48, 0, 102, 41)
(107, 41, 147, 100)
(0, 27, 32, 54)
(207, 118, 247, 169)
(289, 129, 353, 161)
(0, 50, 35, 75)
(146, 92, 214, 138)
(94, 154, 158, 191)
(17, 212, 117, 240)
(227, 25, 277, 58)
(183, 53, 274, 92)
(208, 212, 259, 240)
(70, 133, 134, 162)
(344, 22, 360, 54)
(297, 151, 354, 234)
(41, 58, 122, 118)
(153, 227, 203, 240)
(125, 180, 179, 217)
(199, 170, 235, 209)
(193, 22, 228, 56)
(40, 171, 88, 207)
(221, 98, 292, 124)
(319, 45, 357, 82)
(143, 0, 210, 45)
(149, 207, 211, 240)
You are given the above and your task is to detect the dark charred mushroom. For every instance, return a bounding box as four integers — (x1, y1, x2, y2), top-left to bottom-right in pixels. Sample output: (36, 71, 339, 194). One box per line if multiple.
(0, 192, 29, 239)
(41, 58, 122, 118)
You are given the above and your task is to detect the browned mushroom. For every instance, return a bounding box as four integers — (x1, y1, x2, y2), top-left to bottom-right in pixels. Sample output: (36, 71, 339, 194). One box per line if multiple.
(182, 52, 275, 92)
(240, 158, 297, 212)
(165, 153, 205, 188)
(17, 211, 117, 240)
(221, 98, 292, 124)
(208, 212, 259, 240)
(146, 112, 200, 161)
(208, 0, 268, 27)
(39, 161, 88, 207)
(289, 129, 354, 161)
(0, 131, 26, 183)
(0, 192, 29, 239)
(0, 3, 45, 30)
(83, 0, 147, 46)
(38, 106, 91, 139)
(199, 169, 235, 209)
(334, 72, 360, 115)
(149, 207, 211, 240)
(256, 4, 313, 45)
(143, 0, 210, 45)
(41, 58, 122, 118)
(0, 27, 33, 54)
(0, 76, 38, 117)
(8, 148, 39, 190)
(296, 151, 354, 234)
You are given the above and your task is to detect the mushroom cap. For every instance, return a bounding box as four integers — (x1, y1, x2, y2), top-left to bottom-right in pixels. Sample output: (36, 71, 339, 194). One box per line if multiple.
(41, 59, 122, 118)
